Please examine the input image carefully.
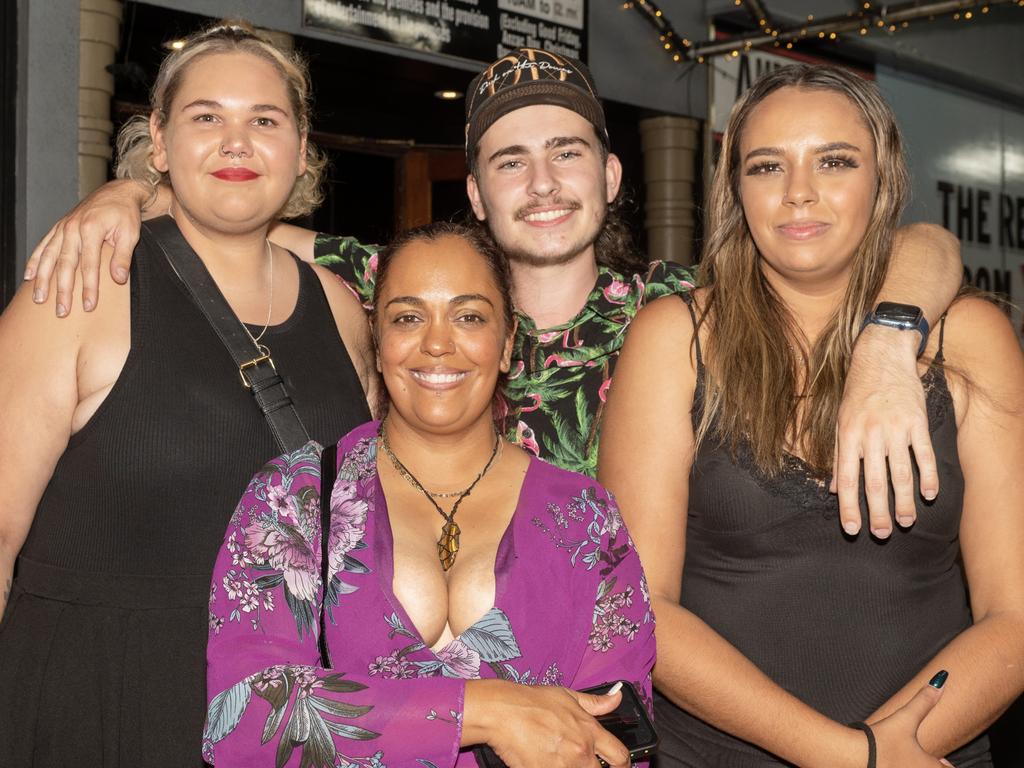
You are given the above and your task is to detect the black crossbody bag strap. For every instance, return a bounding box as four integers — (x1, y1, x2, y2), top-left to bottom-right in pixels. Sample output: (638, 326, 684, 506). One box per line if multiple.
(318, 443, 338, 668)
(144, 217, 311, 453)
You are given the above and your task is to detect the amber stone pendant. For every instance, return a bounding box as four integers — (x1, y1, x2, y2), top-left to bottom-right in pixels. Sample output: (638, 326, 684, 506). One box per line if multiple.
(437, 519, 461, 571)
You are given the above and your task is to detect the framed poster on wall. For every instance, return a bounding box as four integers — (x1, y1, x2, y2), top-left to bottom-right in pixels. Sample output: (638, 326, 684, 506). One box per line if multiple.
(304, 0, 587, 64)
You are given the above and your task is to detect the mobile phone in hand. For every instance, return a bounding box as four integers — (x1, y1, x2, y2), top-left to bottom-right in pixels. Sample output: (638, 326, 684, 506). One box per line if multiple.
(472, 680, 658, 767)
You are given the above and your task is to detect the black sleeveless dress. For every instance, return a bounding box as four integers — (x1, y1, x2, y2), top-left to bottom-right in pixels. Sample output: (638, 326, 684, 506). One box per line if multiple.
(653, 298, 991, 767)
(0, 218, 370, 767)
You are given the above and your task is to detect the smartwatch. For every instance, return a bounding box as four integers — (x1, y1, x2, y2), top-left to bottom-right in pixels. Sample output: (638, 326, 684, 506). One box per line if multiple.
(860, 302, 930, 357)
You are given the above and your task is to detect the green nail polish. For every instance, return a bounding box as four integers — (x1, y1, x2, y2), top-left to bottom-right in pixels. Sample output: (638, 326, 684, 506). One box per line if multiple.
(929, 670, 948, 689)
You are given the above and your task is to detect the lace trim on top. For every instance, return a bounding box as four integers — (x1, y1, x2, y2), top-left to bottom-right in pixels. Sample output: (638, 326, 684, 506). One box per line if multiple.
(687, 295, 953, 521)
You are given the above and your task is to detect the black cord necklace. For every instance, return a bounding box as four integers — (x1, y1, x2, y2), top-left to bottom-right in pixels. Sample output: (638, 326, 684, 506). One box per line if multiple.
(379, 422, 502, 571)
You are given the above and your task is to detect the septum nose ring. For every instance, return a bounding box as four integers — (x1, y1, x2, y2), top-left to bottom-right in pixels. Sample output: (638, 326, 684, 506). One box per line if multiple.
(220, 144, 242, 159)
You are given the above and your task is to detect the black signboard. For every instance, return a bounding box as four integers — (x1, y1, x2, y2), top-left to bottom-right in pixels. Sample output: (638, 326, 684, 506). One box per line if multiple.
(304, 0, 587, 64)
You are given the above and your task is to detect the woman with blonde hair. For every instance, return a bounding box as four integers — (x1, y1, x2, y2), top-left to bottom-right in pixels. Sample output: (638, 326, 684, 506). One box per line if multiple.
(600, 64, 1024, 767)
(0, 23, 375, 765)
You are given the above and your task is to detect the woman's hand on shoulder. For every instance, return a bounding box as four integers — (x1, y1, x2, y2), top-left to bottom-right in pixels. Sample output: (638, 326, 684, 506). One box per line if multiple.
(24, 179, 156, 315)
(462, 679, 629, 768)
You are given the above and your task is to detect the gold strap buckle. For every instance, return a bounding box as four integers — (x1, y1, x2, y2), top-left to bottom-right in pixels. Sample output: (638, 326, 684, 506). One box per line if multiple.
(239, 351, 276, 388)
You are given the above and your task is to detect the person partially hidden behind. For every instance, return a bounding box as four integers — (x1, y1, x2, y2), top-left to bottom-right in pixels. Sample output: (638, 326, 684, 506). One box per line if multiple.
(202, 222, 655, 767)
(28, 46, 964, 538)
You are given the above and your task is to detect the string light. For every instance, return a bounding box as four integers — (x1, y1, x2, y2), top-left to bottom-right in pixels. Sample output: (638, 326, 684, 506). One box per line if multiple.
(622, 0, 1022, 64)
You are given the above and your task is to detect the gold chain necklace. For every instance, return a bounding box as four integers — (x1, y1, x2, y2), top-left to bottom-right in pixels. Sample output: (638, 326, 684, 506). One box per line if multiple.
(168, 207, 274, 350)
(243, 238, 274, 349)
(379, 422, 502, 571)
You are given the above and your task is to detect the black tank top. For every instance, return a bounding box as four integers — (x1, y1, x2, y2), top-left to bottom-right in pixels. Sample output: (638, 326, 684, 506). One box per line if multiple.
(22, 218, 371, 578)
(654, 296, 991, 767)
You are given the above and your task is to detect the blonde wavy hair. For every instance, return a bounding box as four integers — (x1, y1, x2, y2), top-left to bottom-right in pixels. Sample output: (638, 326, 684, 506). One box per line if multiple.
(115, 21, 325, 219)
(696, 64, 910, 476)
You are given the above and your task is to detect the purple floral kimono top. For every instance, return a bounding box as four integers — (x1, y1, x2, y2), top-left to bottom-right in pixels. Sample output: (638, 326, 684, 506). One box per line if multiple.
(204, 421, 656, 767)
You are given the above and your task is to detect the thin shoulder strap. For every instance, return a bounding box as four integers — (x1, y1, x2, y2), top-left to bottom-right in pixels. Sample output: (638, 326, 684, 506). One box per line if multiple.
(934, 315, 947, 363)
(679, 293, 704, 368)
(318, 442, 338, 668)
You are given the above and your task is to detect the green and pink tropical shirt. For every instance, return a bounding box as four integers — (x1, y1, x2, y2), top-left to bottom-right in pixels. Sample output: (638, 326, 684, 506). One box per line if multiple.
(314, 234, 695, 477)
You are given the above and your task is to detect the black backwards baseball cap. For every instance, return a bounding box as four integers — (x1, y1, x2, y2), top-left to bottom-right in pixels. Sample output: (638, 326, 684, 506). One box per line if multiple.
(465, 48, 608, 161)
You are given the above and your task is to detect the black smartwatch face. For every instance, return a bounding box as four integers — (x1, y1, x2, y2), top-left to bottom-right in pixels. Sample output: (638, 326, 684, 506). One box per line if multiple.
(874, 302, 924, 325)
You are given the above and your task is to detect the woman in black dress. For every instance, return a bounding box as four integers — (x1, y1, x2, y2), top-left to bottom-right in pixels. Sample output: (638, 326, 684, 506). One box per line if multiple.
(600, 64, 1024, 767)
(0, 24, 375, 766)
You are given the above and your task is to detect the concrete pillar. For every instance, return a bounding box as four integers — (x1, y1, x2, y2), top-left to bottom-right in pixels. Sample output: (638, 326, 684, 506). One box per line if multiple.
(15, 0, 80, 279)
(79, 0, 123, 198)
(639, 115, 700, 266)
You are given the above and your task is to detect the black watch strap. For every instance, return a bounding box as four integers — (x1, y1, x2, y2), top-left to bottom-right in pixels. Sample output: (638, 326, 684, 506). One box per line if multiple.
(860, 302, 930, 357)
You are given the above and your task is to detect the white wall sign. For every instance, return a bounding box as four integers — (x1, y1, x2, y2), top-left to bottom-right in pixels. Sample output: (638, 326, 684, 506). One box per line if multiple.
(877, 66, 1024, 340)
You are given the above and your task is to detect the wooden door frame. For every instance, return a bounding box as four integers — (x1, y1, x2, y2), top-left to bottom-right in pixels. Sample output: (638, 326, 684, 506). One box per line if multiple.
(395, 149, 467, 231)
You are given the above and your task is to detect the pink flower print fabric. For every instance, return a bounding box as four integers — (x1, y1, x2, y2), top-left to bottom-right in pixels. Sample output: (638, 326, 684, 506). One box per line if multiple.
(204, 421, 655, 766)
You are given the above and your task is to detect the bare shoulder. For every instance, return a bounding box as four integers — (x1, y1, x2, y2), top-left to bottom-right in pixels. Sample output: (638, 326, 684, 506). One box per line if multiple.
(628, 292, 695, 341)
(624, 290, 701, 370)
(941, 295, 1024, 415)
(941, 295, 1021, 366)
(1, 242, 124, 343)
(310, 262, 366, 314)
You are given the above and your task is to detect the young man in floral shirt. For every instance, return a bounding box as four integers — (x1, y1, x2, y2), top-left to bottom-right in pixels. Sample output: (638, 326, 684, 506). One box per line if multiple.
(28, 48, 962, 531)
(310, 49, 961, 493)
(311, 48, 695, 475)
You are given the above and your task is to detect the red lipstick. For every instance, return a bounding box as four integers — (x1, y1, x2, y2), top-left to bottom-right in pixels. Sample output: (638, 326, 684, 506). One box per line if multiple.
(212, 168, 259, 181)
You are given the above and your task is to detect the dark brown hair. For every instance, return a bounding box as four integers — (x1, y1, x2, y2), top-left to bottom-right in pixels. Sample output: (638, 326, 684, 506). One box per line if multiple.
(371, 221, 516, 430)
(469, 122, 648, 278)
(697, 63, 908, 476)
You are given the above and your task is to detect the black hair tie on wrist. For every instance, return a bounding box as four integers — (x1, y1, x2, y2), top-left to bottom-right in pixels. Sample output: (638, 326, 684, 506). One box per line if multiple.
(849, 721, 877, 768)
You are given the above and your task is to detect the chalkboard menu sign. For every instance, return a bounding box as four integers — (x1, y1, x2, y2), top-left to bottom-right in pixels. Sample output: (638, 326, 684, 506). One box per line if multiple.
(304, 0, 587, 64)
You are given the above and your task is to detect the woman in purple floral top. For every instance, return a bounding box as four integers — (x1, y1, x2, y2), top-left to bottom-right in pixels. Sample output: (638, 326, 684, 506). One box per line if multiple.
(204, 222, 655, 767)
